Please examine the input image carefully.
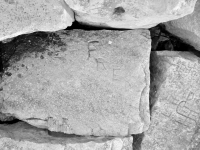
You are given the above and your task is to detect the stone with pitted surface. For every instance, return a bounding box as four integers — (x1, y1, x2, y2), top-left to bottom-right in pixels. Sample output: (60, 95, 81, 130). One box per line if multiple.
(64, 0, 197, 29)
(0, 0, 74, 41)
(142, 51, 200, 150)
(0, 29, 150, 136)
(0, 122, 133, 150)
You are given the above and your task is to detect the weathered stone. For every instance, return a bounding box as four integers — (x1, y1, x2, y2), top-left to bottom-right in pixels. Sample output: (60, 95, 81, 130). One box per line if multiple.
(142, 51, 200, 150)
(0, 112, 16, 122)
(0, 29, 150, 136)
(65, 0, 197, 29)
(0, 0, 74, 41)
(0, 122, 133, 150)
(165, 0, 200, 51)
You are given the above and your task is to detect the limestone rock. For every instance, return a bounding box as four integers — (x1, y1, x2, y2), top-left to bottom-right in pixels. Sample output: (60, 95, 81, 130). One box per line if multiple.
(165, 0, 200, 51)
(0, 29, 151, 136)
(64, 0, 197, 29)
(142, 51, 200, 150)
(0, 0, 74, 41)
(0, 122, 133, 150)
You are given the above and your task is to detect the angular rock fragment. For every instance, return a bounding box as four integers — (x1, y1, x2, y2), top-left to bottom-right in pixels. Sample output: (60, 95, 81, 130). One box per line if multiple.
(165, 0, 200, 51)
(65, 0, 197, 29)
(0, 122, 133, 150)
(0, 29, 151, 136)
(142, 51, 200, 150)
(0, 0, 74, 41)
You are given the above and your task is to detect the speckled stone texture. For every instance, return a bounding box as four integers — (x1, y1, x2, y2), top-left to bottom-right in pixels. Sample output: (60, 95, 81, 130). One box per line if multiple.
(0, 29, 150, 136)
(165, 0, 200, 51)
(0, 0, 74, 41)
(0, 122, 133, 150)
(141, 51, 200, 150)
(64, 0, 197, 29)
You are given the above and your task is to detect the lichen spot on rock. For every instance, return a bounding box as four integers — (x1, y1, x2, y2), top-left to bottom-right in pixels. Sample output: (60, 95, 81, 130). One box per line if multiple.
(113, 7, 125, 15)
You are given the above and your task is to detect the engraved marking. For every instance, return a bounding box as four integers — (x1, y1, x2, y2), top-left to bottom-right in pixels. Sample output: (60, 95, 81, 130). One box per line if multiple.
(176, 101, 198, 127)
(113, 68, 122, 81)
(168, 95, 180, 105)
(95, 58, 107, 70)
(189, 111, 199, 122)
(184, 118, 196, 128)
(162, 92, 200, 128)
(174, 118, 190, 128)
(177, 101, 190, 116)
(87, 40, 99, 60)
(161, 110, 172, 118)
(187, 91, 195, 101)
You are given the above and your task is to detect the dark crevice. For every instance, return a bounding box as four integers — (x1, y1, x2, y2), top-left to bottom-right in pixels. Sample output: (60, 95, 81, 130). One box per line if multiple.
(132, 133, 144, 150)
(150, 24, 197, 52)
(0, 42, 3, 79)
(0, 118, 20, 124)
(149, 52, 165, 117)
(47, 130, 84, 138)
(65, 20, 130, 31)
(0, 112, 20, 124)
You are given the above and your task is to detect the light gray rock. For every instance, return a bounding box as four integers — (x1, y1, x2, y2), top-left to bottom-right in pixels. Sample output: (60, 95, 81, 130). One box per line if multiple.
(0, 122, 133, 150)
(165, 0, 200, 51)
(65, 0, 197, 29)
(0, 29, 151, 136)
(0, 0, 74, 41)
(142, 51, 200, 150)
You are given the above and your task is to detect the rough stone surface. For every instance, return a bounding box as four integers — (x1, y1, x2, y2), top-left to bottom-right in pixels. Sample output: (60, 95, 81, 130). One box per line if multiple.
(0, 112, 16, 122)
(0, 0, 74, 41)
(0, 29, 151, 136)
(142, 51, 200, 150)
(0, 122, 133, 150)
(65, 0, 197, 29)
(165, 0, 200, 51)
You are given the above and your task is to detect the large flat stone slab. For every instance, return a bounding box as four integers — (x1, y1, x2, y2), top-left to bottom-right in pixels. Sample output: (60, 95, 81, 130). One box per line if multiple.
(0, 30, 151, 136)
(142, 51, 200, 149)
(65, 0, 197, 29)
(0, 0, 74, 41)
(165, 0, 200, 51)
(0, 122, 133, 150)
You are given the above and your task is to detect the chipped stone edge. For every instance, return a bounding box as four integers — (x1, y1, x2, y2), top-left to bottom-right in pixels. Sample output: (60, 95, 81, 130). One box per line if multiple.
(139, 65, 150, 133)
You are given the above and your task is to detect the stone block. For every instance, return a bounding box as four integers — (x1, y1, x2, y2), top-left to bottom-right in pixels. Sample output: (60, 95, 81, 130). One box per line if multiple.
(142, 51, 200, 149)
(65, 0, 197, 29)
(0, 29, 151, 136)
(0, 122, 133, 150)
(0, 0, 74, 41)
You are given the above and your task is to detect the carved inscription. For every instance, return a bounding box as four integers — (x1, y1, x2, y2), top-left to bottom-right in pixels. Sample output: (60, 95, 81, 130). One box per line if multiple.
(159, 57, 200, 129)
(87, 40, 99, 60)
(161, 92, 200, 128)
(112, 68, 122, 81)
(95, 58, 107, 70)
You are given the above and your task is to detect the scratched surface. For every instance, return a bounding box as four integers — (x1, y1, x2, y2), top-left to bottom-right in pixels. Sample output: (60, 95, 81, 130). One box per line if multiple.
(0, 122, 133, 150)
(0, 29, 150, 136)
(142, 51, 200, 150)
